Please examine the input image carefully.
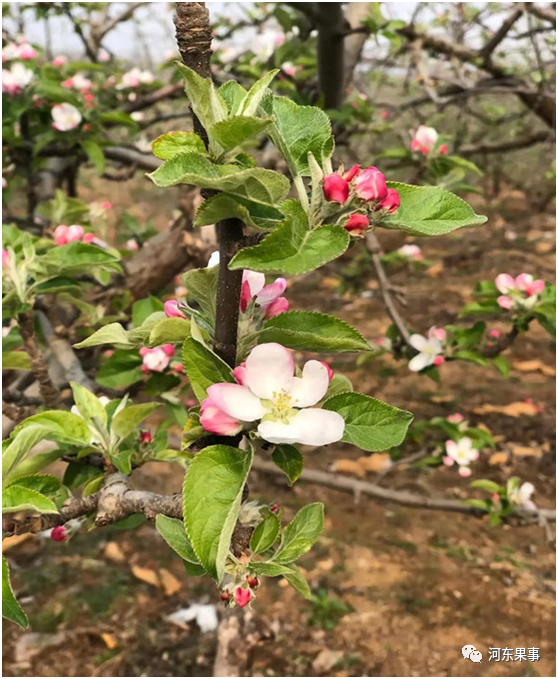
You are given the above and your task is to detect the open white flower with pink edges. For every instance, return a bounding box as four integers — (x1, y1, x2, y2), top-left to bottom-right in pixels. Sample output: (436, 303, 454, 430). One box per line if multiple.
(495, 273, 544, 310)
(410, 125, 438, 154)
(51, 103, 82, 131)
(408, 327, 445, 372)
(508, 480, 536, 511)
(200, 343, 344, 446)
(442, 437, 479, 477)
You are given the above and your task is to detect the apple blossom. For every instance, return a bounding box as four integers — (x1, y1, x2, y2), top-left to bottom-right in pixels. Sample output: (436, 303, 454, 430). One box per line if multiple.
(508, 481, 536, 511)
(51, 525, 69, 542)
(378, 188, 401, 214)
(264, 296, 289, 319)
(410, 125, 438, 154)
(397, 244, 423, 261)
(495, 273, 544, 310)
(343, 164, 361, 182)
(201, 343, 345, 446)
(237, 269, 289, 316)
(52, 103, 82, 131)
(120, 67, 154, 88)
(233, 586, 252, 608)
(62, 72, 93, 91)
(344, 213, 369, 237)
(16, 43, 37, 60)
(98, 48, 111, 62)
(164, 300, 187, 318)
(2, 63, 33, 94)
(354, 167, 387, 202)
(53, 224, 91, 245)
(140, 346, 174, 373)
(442, 437, 479, 476)
(52, 55, 67, 67)
(323, 173, 349, 203)
(408, 330, 444, 372)
(2, 44, 18, 62)
(200, 396, 243, 436)
(447, 413, 464, 424)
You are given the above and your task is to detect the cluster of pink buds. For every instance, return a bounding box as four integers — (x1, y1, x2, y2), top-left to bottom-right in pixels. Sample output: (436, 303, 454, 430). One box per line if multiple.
(140, 344, 175, 373)
(323, 165, 400, 237)
(53, 224, 94, 246)
(495, 273, 545, 311)
(220, 575, 260, 609)
(240, 270, 289, 318)
(139, 430, 153, 444)
(164, 299, 187, 319)
(410, 125, 448, 156)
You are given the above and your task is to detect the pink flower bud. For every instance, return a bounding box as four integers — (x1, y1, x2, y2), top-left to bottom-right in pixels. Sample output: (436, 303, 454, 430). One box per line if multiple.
(491, 493, 499, 501)
(52, 55, 66, 67)
(233, 586, 252, 608)
(442, 455, 454, 466)
(380, 110, 389, 120)
(378, 188, 400, 214)
(458, 466, 472, 478)
(246, 575, 260, 589)
(101, 202, 112, 210)
(497, 295, 513, 310)
(233, 363, 248, 385)
(103, 349, 114, 358)
(51, 525, 68, 542)
(66, 224, 84, 242)
(2, 250, 9, 268)
(239, 279, 252, 313)
(439, 143, 448, 155)
(343, 164, 361, 182)
(82, 232, 95, 244)
(354, 166, 387, 202)
(200, 397, 243, 436)
(126, 239, 139, 250)
(447, 413, 464, 424)
(320, 361, 334, 382)
(161, 344, 175, 357)
(220, 590, 231, 602)
(429, 327, 446, 342)
(139, 431, 152, 444)
(263, 296, 289, 318)
(172, 361, 184, 373)
(433, 356, 444, 367)
(489, 329, 501, 339)
(323, 174, 349, 204)
(527, 279, 545, 296)
(53, 224, 69, 245)
(343, 213, 369, 237)
(270, 503, 279, 513)
(164, 300, 186, 318)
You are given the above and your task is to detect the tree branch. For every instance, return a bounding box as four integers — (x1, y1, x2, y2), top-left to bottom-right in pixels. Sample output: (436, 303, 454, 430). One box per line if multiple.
(459, 130, 553, 156)
(479, 7, 524, 60)
(525, 3, 557, 26)
(317, 3, 346, 109)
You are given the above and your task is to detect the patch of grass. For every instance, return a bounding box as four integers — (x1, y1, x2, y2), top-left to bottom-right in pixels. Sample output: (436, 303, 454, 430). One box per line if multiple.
(78, 572, 131, 617)
(397, 592, 433, 613)
(383, 537, 418, 556)
(307, 589, 352, 631)
(445, 545, 470, 562)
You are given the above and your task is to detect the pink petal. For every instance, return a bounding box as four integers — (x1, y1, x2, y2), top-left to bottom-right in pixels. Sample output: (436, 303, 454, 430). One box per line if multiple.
(200, 398, 243, 436)
(497, 295, 513, 310)
(239, 280, 252, 313)
(495, 273, 515, 294)
(264, 297, 289, 318)
(256, 278, 287, 305)
(232, 364, 248, 386)
(514, 273, 533, 292)
(244, 343, 294, 400)
(206, 383, 267, 421)
(442, 456, 454, 466)
(242, 270, 265, 297)
(458, 466, 472, 478)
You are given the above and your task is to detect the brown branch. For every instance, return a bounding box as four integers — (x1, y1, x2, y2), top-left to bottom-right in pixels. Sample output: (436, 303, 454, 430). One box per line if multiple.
(62, 5, 98, 62)
(95, 2, 147, 42)
(365, 232, 413, 347)
(459, 130, 554, 156)
(122, 82, 183, 114)
(16, 311, 61, 409)
(525, 3, 557, 26)
(252, 458, 556, 522)
(479, 7, 524, 60)
(317, 3, 346, 109)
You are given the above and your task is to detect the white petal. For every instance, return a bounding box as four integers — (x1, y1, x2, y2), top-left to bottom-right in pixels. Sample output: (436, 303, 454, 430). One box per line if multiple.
(244, 343, 294, 400)
(519, 482, 535, 501)
(206, 383, 267, 421)
(288, 408, 345, 446)
(288, 360, 330, 407)
(445, 440, 458, 458)
(409, 334, 428, 351)
(257, 419, 301, 445)
(207, 251, 220, 268)
(243, 270, 265, 297)
(408, 352, 431, 372)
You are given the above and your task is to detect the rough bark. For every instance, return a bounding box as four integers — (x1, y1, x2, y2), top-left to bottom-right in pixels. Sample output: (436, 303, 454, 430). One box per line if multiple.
(317, 2, 345, 109)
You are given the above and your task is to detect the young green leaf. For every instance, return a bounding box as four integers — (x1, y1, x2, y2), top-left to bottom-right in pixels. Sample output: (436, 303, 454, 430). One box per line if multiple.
(282, 564, 312, 599)
(470, 479, 502, 494)
(383, 182, 487, 236)
(194, 194, 284, 231)
(182, 337, 234, 402)
(259, 311, 370, 352)
(209, 116, 274, 153)
(322, 392, 413, 451)
(229, 201, 350, 275)
(272, 503, 324, 564)
(148, 317, 191, 347)
(1, 352, 31, 370)
(152, 131, 207, 160)
(148, 152, 290, 207)
(132, 296, 165, 327)
(156, 515, 200, 564)
(271, 445, 304, 485)
(250, 513, 281, 554)
(324, 374, 353, 400)
(174, 62, 227, 133)
(111, 403, 160, 440)
(12, 411, 92, 448)
(237, 69, 279, 116)
(183, 445, 253, 583)
(218, 80, 248, 116)
(2, 485, 58, 514)
(2, 556, 28, 629)
(82, 140, 105, 174)
(181, 266, 219, 328)
(70, 382, 108, 427)
(73, 322, 135, 350)
(5, 473, 61, 496)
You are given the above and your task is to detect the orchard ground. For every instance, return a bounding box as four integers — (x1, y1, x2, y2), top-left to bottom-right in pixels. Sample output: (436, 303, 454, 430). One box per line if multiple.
(3, 184, 555, 677)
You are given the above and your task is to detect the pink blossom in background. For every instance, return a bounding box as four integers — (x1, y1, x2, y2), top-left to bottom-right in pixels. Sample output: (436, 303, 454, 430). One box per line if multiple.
(51, 103, 82, 131)
(447, 413, 464, 424)
(397, 244, 423, 261)
(16, 43, 37, 60)
(410, 125, 439, 154)
(140, 346, 172, 372)
(488, 329, 501, 339)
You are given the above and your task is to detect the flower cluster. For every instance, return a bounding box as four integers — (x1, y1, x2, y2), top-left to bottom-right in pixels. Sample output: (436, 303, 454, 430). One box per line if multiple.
(52, 103, 82, 131)
(2, 40, 37, 62)
(508, 480, 536, 511)
(2, 62, 33, 94)
(62, 72, 93, 92)
(408, 327, 445, 372)
(220, 576, 259, 609)
(410, 125, 448, 156)
(442, 437, 479, 477)
(53, 224, 94, 246)
(118, 68, 154, 89)
(200, 343, 344, 446)
(495, 273, 545, 311)
(323, 164, 400, 237)
(140, 344, 175, 373)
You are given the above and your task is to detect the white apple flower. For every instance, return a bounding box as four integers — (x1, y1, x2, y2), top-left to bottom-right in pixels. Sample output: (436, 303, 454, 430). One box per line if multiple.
(442, 437, 479, 477)
(410, 125, 439, 154)
(2, 62, 34, 94)
(201, 343, 344, 446)
(397, 244, 423, 261)
(408, 327, 445, 371)
(119, 67, 154, 88)
(52, 103, 82, 131)
(508, 481, 536, 511)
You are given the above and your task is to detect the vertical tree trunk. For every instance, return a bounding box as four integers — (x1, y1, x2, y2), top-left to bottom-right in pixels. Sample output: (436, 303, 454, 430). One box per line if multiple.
(317, 2, 345, 109)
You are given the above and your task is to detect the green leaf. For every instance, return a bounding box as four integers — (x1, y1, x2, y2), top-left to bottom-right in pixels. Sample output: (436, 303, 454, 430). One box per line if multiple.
(96, 351, 143, 389)
(323, 392, 413, 452)
(156, 515, 200, 563)
(194, 194, 284, 231)
(454, 350, 488, 366)
(237, 70, 279, 116)
(209, 116, 273, 152)
(2, 425, 53, 483)
(219, 80, 248, 116)
(260, 95, 333, 176)
(383, 182, 487, 236)
(174, 62, 227, 136)
(182, 266, 219, 328)
(183, 444, 253, 583)
(272, 503, 324, 564)
(3, 556, 28, 629)
(82, 140, 105, 174)
(250, 513, 281, 554)
(152, 131, 206, 160)
(2, 485, 58, 514)
(491, 356, 510, 377)
(70, 382, 108, 427)
(325, 374, 353, 399)
(260, 311, 370, 352)
(132, 296, 165, 327)
(7, 449, 63, 482)
(229, 201, 350, 275)
(74, 322, 135, 350)
(111, 403, 160, 440)
(12, 411, 91, 448)
(148, 152, 290, 207)
(182, 337, 234, 402)
(460, 300, 502, 316)
(6, 473, 61, 496)
(471, 479, 502, 494)
(271, 445, 303, 485)
(148, 317, 191, 347)
(38, 242, 120, 275)
(282, 564, 312, 599)
(2, 351, 31, 370)
(249, 562, 294, 577)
